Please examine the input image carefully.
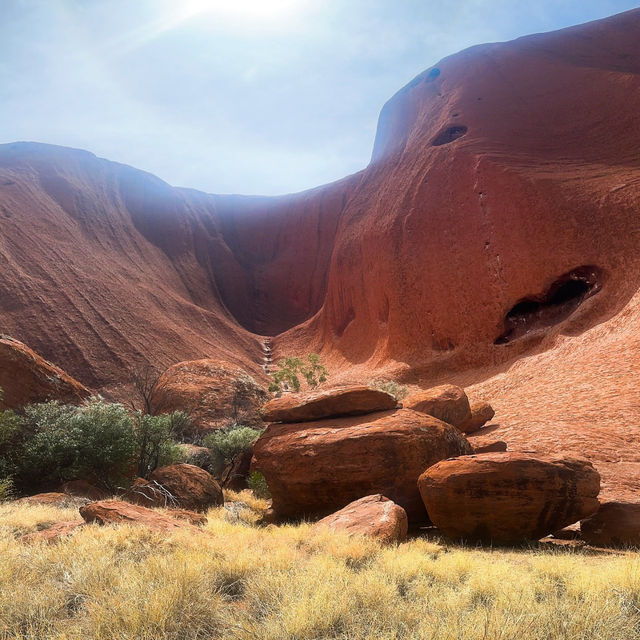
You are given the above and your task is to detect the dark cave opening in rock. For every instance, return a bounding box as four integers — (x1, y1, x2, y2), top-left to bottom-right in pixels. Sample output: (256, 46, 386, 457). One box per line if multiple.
(432, 125, 468, 146)
(495, 266, 602, 345)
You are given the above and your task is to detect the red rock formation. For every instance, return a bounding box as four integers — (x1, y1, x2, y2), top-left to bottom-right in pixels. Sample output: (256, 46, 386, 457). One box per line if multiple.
(20, 521, 84, 544)
(260, 386, 397, 423)
(404, 385, 471, 427)
(418, 453, 601, 543)
(580, 502, 640, 547)
(252, 408, 472, 521)
(0, 336, 90, 409)
(313, 494, 408, 544)
(151, 359, 268, 432)
(459, 401, 495, 434)
(149, 464, 223, 512)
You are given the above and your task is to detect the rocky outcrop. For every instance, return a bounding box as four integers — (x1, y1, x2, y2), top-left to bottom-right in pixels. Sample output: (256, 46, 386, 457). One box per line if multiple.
(418, 452, 600, 543)
(404, 385, 471, 428)
(124, 464, 223, 512)
(151, 359, 268, 433)
(79, 500, 202, 532)
(0, 336, 90, 410)
(16, 492, 84, 507)
(459, 401, 495, 434)
(252, 408, 472, 521)
(20, 521, 84, 544)
(580, 502, 640, 547)
(313, 494, 408, 544)
(261, 386, 398, 423)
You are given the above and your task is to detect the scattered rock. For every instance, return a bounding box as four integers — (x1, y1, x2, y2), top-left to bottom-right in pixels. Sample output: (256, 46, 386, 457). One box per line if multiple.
(404, 385, 471, 427)
(473, 440, 507, 453)
(459, 401, 495, 434)
(16, 492, 85, 507)
(79, 500, 201, 532)
(151, 359, 268, 433)
(313, 494, 408, 544)
(580, 501, 640, 547)
(418, 452, 600, 543)
(261, 385, 398, 423)
(62, 480, 109, 501)
(0, 336, 90, 410)
(20, 521, 84, 544)
(150, 463, 223, 512)
(252, 408, 473, 521)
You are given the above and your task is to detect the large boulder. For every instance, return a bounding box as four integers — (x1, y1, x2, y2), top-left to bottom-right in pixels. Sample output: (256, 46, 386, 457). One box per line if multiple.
(404, 385, 471, 428)
(313, 494, 408, 544)
(580, 502, 640, 547)
(122, 465, 223, 512)
(151, 359, 268, 433)
(252, 408, 473, 521)
(418, 453, 600, 543)
(261, 385, 398, 423)
(79, 500, 201, 533)
(459, 401, 496, 434)
(0, 336, 90, 410)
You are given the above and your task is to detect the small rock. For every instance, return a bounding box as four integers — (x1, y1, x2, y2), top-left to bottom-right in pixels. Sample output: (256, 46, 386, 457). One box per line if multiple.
(404, 384, 471, 427)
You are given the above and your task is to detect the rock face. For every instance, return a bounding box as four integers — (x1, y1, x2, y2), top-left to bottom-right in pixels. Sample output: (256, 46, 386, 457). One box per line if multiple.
(472, 440, 507, 454)
(313, 494, 408, 544)
(252, 408, 473, 521)
(418, 453, 600, 543)
(261, 386, 398, 423)
(0, 336, 90, 410)
(79, 500, 201, 532)
(149, 464, 223, 512)
(404, 385, 471, 427)
(459, 401, 495, 434)
(580, 502, 640, 547)
(151, 359, 268, 433)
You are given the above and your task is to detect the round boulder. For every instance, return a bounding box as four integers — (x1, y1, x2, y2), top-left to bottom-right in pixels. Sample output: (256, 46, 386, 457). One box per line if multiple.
(404, 384, 471, 427)
(581, 502, 640, 547)
(252, 408, 473, 522)
(459, 401, 495, 434)
(149, 463, 223, 512)
(418, 452, 600, 544)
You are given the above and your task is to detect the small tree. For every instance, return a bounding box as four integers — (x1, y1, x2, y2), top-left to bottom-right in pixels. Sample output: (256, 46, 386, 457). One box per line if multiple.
(133, 411, 186, 479)
(203, 425, 262, 477)
(130, 364, 162, 414)
(268, 353, 328, 396)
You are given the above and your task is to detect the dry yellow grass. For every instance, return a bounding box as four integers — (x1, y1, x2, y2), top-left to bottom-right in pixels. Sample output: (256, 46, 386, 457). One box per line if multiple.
(1, 491, 639, 640)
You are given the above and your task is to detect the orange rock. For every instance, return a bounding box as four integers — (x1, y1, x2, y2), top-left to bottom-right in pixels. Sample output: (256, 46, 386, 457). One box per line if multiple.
(580, 502, 640, 547)
(16, 492, 79, 506)
(418, 452, 600, 543)
(473, 440, 507, 454)
(0, 336, 90, 410)
(404, 385, 471, 427)
(20, 521, 84, 544)
(252, 408, 472, 522)
(152, 359, 267, 433)
(62, 480, 109, 501)
(79, 500, 200, 532)
(459, 401, 495, 434)
(261, 385, 398, 423)
(313, 494, 408, 544)
(149, 464, 223, 512)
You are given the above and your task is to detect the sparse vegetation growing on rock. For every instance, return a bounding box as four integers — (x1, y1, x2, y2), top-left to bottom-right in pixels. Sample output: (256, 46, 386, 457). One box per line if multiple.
(369, 379, 409, 401)
(268, 353, 328, 396)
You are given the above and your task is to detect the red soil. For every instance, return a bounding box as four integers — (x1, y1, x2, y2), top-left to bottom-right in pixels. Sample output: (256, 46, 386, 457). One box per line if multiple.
(1, 11, 640, 497)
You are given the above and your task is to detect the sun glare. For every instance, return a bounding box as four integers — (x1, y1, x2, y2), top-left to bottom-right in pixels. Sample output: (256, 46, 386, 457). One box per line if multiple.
(183, 0, 302, 20)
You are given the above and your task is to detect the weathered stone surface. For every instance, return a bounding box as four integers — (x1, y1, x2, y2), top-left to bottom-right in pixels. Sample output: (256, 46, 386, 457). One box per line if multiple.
(252, 408, 473, 521)
(418, 452, 600, 543)
(20, 521, 84, 544)
(151, 359, 267, 433)
(261, 386, 398, 423)
(313, 494, 408, 543)
(473, 440, 507, 454)
(404, 385, 471, 427)
(150, 463, 223, 512)
(0, 336, 90, 410)
(79, 500, 200, 532)
(580, 502, 640, 547)
(16, 492, 83, 507)
(459, 401, 496, 434)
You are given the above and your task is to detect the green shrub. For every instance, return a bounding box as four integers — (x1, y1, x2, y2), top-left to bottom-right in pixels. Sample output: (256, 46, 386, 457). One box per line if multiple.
(247, 471, 271, 499)
(268, 353, 328, 396)
(370, 379, 409, 401)
(0, 477, 13, 501)
(133, 411, 187, 479)
(203, 425, 262, 476)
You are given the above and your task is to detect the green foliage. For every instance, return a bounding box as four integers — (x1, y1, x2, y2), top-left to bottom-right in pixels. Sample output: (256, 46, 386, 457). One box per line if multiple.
(133, 411, 187, 479)
(268, 353, 328, 396)
(0, 477, 13, 501)
(369, 379, 409, 401)
(247, 470, 270, 499)
(203, 425, 262, 476)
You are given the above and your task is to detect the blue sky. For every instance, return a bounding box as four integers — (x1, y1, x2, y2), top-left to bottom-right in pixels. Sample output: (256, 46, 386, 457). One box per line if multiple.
(1, 0, 638, 195)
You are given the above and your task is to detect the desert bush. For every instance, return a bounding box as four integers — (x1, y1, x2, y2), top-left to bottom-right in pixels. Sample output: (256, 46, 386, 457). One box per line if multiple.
(370, 379, 409, 401)
(247, 470, 271, 499)
(133, 411, 187, 479)
(268, 353, 328, 396)
(203, 424, 262, 476)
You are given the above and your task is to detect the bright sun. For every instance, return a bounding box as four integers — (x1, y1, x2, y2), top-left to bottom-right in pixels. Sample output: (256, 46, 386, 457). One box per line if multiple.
(183, 0, 302, 20)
